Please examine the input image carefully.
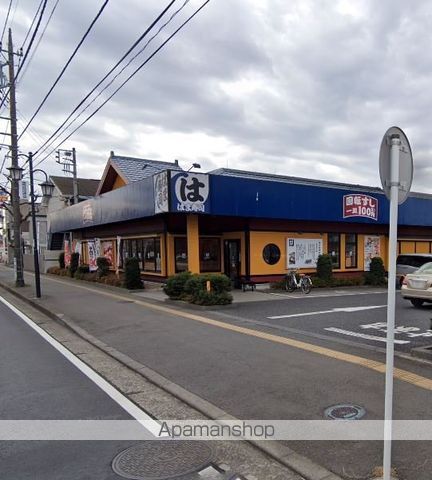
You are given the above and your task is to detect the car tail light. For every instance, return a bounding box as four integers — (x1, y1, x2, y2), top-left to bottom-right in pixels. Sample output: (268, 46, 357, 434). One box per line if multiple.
(402, 276, 408, 285)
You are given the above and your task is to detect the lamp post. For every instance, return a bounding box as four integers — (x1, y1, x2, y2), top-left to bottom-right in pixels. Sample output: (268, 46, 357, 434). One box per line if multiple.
(27, 152, 54, 298)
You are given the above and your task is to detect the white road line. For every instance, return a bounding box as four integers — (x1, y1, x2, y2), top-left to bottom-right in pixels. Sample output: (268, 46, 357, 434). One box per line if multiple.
(268, 305, 386, 320)
(324, 327, 410, 344)
(0, 294, 163, 437)
(269, 291, 385, 299)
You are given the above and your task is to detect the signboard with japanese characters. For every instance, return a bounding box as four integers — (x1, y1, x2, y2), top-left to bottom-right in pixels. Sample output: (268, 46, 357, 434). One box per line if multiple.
(82, 203, 94, 225)
(154, 171, 169, 214)
(343, 194, 378, 221)
(88, 240, 97, 272)
(287, 238, 323, 269)
(364, 235, 381, 271)
(171, 172, 210, 213)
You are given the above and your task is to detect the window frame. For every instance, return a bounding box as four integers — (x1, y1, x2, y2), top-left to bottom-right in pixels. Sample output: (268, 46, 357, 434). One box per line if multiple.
(328, 233, 341, 269)
(344, 233, 357, 269)
(262, 243, 281, 265)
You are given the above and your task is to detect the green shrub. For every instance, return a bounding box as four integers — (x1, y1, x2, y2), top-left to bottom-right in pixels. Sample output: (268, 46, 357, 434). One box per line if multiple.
(59, 252, 65, 269)
(316, 254, 333, 281)
(191, 290, 233, 305)
(96, 256, 110, 277)
(364, 257, 386, 286)
(164, 272, 232, 305)
(77, 264, 90, 274)
(123, 257, 144, 290)
(68, 252, 80, 277)
(163, 271, 192, 299)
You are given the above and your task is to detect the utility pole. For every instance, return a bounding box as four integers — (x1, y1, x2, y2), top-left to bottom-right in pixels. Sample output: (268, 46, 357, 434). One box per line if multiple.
(56, 147, 79, 204)
(7, 29, 24, 287)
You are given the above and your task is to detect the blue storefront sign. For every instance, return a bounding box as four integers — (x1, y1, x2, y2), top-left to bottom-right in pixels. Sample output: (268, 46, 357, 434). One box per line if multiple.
(170, 172, 210, 213)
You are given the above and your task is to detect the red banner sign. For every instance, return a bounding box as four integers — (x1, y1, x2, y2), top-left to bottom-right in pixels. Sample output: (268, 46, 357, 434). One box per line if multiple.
(343, 194, 378, 221)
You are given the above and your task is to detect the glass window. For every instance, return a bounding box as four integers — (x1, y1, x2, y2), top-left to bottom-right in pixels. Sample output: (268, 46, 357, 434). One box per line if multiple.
(262, 244, 281, 265)
(175, 237, 188, 272)
(200, 238, 221, 272)
(345, 234, 357, 268)
(328, 233, 340, 269)
(143, 238, 156, 272)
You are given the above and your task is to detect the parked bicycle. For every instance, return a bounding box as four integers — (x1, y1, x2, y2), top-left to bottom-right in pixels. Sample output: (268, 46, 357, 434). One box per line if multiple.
(284, 269, 313, 294)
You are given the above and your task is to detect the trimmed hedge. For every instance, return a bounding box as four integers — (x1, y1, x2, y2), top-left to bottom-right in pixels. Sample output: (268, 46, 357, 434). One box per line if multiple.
(59, 252, 65, 269)
(96, 256, 110, 277)
(163, 271, 192, 299)
(164, 272, 232, 305)
(364, 257, 386, 286)
(123, 257, 144, 290)
(69, 252, 80, 277)
(316, 254, 333, 281)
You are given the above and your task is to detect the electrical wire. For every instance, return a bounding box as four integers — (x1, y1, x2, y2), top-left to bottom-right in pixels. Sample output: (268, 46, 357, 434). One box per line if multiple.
(20, 0, 44, 51)
(18, 0, 110, 139)
(33, 0, 188, 159)
(34, 0, 211, 167)
(27, 0, 177, 157)
(18, 0, 62, 84)
(15, 0, 48, 81)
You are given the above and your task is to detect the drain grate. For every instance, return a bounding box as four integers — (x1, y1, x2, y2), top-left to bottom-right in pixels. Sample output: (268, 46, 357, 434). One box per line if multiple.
(112, 441, 214, 480)
(324, 404, 366, 420)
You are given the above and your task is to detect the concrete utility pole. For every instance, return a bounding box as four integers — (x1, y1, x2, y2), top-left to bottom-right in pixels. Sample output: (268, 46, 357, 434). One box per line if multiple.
(56, 147, 79, 204)
(7, 29, 24, 287)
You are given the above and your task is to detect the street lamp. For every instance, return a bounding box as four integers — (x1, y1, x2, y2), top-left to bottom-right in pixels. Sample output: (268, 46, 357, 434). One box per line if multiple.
(27, 152, 54, 298)
(7, 165, 23, 181)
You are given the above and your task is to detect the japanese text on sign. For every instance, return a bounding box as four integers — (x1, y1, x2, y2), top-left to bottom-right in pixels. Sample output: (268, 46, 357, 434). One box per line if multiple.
(343, 194, 378, 221)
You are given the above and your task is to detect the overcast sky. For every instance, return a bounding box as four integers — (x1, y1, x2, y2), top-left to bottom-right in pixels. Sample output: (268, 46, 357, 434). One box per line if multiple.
(1, 0, 431, 192)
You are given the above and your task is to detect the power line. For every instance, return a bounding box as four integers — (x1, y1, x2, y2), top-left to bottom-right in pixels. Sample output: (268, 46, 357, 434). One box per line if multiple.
(15, 0, 48, 81)
(20, 0, 44, 51)
(34, 0, 211, 168)
(0, 0, 14, 45)
(18, 0, 109, 139)
(29, 0, 177, 158)
(18, 0, 62, 84)
(33, 0, 188, 158)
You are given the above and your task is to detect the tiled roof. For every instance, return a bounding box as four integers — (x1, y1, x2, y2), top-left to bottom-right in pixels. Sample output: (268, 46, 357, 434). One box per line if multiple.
(110, 155, 183, 183)
(50, 176, 100, 197)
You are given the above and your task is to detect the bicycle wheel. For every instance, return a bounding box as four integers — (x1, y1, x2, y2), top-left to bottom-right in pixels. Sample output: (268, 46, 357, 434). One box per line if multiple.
(301, 276, 312, 294)
(285, 275, 296, 292)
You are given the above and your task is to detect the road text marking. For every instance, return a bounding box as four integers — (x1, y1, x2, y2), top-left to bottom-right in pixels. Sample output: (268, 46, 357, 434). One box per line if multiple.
(324, 327, 410, 344)
(268, 305, 386, 320)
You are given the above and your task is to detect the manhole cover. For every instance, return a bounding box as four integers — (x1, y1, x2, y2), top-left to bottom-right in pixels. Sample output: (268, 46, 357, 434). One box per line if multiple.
(324, 404, 366, 420)
(112, 441, 214, 480)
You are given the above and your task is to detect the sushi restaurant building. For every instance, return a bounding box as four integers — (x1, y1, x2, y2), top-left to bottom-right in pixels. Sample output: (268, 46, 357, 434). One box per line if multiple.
(48, 155, 432, 284)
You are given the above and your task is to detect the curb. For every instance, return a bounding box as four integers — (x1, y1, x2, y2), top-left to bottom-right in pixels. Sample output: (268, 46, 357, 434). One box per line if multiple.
(0, 278, 344, 480)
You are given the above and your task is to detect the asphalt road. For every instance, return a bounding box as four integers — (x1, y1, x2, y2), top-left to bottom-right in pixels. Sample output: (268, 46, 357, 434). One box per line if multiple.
(214, 289, 432, 353)
(0, 296, 139, 480)
(2, 270, 432, 480)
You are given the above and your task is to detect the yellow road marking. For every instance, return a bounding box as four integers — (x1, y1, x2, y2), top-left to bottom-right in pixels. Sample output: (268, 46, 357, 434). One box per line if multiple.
(46, 276, 432, 391)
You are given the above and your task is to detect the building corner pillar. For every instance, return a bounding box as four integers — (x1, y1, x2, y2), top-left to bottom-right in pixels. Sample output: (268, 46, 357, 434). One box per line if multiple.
(187, 214, 200, 274)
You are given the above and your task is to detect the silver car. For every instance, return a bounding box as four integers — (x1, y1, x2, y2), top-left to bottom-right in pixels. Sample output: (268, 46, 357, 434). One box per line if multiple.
(396, 254, 432, 287)
(401, 262, 432, 308)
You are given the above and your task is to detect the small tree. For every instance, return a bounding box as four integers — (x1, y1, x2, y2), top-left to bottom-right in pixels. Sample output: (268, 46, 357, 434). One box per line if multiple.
(124, 257, 143, 290)
(96, 256, 110, 277)
(69, 252, 80, 277)
(365, 257, 386, 286)
(59, 252, 65, 269)
(316, 254, 333, 282)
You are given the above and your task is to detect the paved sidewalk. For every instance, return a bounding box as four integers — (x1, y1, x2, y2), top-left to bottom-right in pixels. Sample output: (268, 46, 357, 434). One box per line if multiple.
(0, 267, 431, 480)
